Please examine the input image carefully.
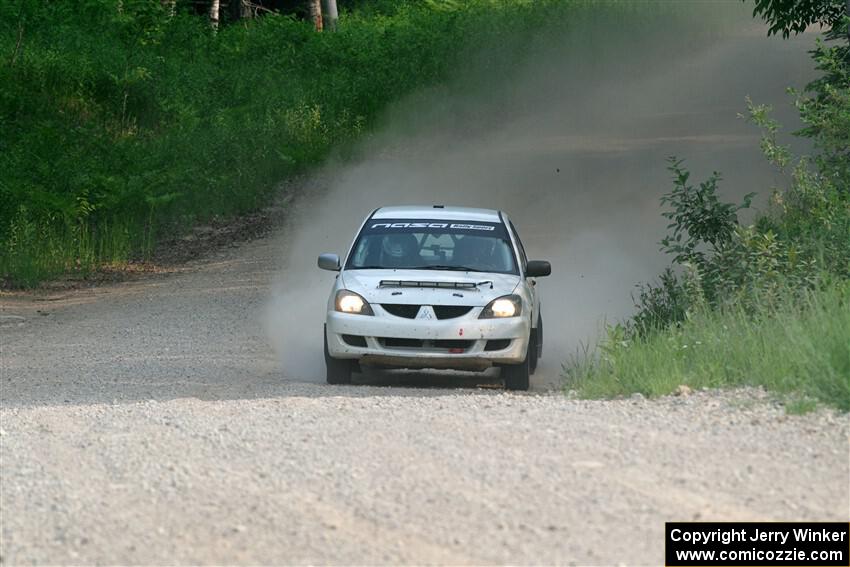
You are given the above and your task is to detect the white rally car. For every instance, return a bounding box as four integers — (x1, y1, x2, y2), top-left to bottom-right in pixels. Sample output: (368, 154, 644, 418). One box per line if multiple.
(318, 205, 550, 390)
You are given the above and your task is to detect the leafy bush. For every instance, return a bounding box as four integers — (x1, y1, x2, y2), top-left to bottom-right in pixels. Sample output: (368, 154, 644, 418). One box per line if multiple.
(659, 159, 755, 268)
(630, 268, 692, 337)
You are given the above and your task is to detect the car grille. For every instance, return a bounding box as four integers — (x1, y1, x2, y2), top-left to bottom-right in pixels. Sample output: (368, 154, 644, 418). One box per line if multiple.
(433, 306, 474, 319)
(379, 338, 474, 350)
(381, 304, 473, 320)
(381, 304, 420, 319)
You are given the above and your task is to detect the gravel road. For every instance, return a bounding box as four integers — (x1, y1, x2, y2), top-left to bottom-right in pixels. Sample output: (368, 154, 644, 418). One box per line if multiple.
(2, 14, 849, 565)
(1, 232, 848, 565)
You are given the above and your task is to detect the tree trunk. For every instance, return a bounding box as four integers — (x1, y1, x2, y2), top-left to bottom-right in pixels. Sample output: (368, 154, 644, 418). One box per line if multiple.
(308, 0, 323, 31)
(322, 0, 338, 31)
(210, 0, 220, 29)
(229, 0, 248, 22)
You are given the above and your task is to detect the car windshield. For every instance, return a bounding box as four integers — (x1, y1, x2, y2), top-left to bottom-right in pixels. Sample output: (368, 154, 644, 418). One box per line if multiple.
(346, 219, 518, 274)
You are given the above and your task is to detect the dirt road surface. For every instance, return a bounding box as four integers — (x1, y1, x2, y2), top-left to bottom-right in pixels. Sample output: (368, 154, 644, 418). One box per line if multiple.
(2, 11, 849, 565)
(2, 232, 848, 565)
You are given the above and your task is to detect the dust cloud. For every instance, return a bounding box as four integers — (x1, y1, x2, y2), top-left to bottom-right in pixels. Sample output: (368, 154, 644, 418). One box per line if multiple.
(265, 1, 817, 387)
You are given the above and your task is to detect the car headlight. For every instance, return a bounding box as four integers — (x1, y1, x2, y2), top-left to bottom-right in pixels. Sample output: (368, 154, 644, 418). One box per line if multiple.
(335, 289, 374, 315)
(479, 294, 522, 318)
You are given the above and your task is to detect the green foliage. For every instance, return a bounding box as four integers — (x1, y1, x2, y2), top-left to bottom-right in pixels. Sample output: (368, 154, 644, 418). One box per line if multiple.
(566, 281, 850, 411)
(660, 158, 755, 267)
(796, 41, 850, 188)
(630, 268, 691, 337)
(4, 205, 136, 287)
(748, 0, 848, 38)
(0, 0, 592, 286)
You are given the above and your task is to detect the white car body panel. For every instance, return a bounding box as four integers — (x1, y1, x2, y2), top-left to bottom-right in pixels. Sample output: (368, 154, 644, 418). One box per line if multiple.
(323, 206, 542, 371)
(370, 205, 502, 222)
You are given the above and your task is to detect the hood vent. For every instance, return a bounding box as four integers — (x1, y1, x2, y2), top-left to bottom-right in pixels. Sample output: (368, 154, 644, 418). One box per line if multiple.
(379, 280, 489, 290)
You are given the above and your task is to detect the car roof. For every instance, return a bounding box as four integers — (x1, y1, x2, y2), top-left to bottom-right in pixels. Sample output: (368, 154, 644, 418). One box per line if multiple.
(372, 205, 502, 223)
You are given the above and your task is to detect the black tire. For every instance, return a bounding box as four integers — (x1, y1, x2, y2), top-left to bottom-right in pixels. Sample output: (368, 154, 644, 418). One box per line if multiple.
(536, 312, 543, 359)
(528, 331, 539, 375)
(324, 326, 353, 385)
(503, 342, 531, 391)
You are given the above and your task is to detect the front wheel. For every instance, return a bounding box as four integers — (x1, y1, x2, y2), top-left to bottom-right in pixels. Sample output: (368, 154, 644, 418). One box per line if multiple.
(528, 332, 539, 375)
(529, 312, 542, 374)
(502, 343, 531, 391)
(324, 326, 353, 385)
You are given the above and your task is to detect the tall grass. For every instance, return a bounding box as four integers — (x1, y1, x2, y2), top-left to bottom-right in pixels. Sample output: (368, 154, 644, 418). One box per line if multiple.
(566, 282, 850, 410)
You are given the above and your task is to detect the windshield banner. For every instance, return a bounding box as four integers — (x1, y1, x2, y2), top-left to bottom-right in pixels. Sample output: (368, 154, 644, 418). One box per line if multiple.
(364, 219, 505, 236)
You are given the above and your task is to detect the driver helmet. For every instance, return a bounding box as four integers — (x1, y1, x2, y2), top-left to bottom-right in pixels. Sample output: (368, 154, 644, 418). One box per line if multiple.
(453, 236, 493, 265)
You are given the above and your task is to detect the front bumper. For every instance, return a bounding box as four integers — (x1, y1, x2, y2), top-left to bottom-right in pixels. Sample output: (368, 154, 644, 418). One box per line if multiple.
(326, 306, 530, 370)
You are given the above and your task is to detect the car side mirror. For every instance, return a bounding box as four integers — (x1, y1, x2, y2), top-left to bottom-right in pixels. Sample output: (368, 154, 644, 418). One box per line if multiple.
(318, 253, 341, 271)
(526, 260, 551, 278)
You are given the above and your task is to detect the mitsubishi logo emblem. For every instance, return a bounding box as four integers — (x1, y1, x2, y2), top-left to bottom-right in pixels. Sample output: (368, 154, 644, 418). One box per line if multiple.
(416, 306, 434, 320)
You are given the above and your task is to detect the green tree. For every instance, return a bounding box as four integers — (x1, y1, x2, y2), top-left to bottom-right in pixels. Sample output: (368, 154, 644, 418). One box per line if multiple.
(749, 0, 849, 38)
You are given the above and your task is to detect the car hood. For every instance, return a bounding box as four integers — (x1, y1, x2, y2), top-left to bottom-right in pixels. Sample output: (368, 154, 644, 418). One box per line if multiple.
(340, 269, 520, 306)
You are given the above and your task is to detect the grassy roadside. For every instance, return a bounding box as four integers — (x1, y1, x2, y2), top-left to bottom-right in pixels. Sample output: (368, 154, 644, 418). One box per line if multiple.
(565, 282, 850, 411)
